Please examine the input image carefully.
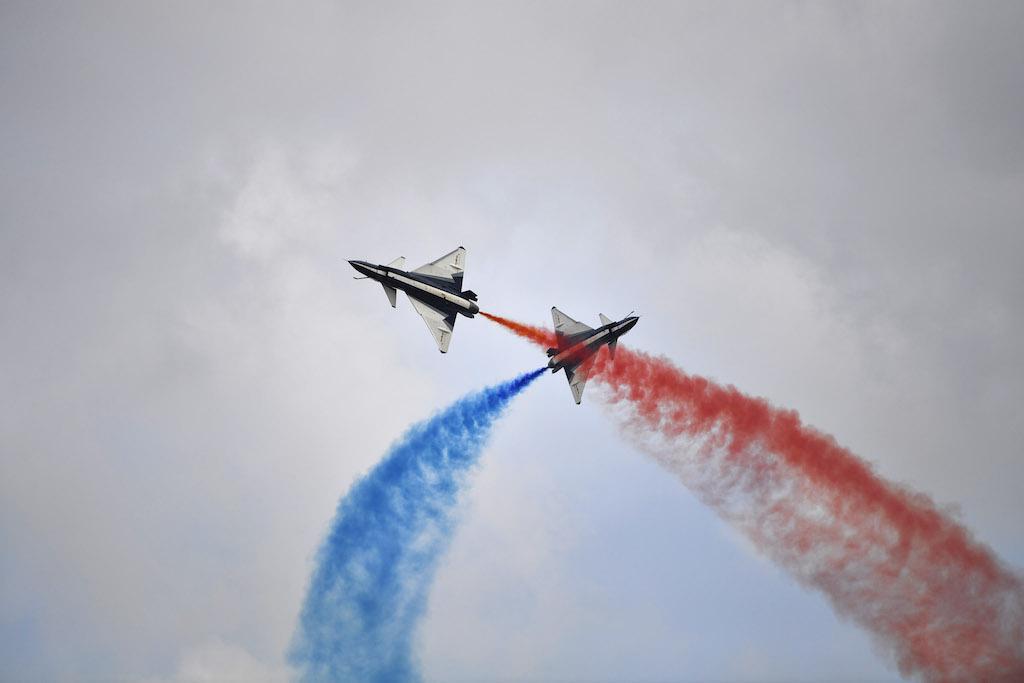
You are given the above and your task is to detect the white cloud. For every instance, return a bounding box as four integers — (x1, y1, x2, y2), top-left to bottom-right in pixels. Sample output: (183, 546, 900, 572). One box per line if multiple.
(218, 141, 357, 261)
(145, 640, 289, 683)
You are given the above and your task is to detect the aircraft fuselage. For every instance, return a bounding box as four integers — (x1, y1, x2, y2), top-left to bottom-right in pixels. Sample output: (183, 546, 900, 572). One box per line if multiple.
(348, 260, 479, 317)
(548, 316, 638, 372)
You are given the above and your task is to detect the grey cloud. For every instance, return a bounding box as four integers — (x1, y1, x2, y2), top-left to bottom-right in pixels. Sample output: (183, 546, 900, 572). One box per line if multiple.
(1, 2, 1020, 681)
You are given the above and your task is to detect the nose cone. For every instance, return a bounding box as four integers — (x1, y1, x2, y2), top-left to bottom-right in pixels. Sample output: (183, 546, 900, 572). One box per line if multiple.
(348, 260, 373, 277)
(623, 315, 639, 333)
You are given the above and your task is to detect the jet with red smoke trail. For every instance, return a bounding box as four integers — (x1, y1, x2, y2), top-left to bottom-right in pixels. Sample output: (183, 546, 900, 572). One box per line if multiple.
(482, 309, 1024, 679)
(546, 306, 638, 404)
(349, 246, 479, 353)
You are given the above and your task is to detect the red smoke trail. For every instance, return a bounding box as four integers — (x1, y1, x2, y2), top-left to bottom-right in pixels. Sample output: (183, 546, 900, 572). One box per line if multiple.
(480, 311, 557, 347)
(483, 313, 1024, 682)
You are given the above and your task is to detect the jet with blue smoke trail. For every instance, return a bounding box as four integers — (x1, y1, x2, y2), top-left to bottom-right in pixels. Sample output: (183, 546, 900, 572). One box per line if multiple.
(546, 306, 639, 404)
(290, 368, 544, 683)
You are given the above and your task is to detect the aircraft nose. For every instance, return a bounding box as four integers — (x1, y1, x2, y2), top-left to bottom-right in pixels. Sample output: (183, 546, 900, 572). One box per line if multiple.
(348, 260, 373, 277)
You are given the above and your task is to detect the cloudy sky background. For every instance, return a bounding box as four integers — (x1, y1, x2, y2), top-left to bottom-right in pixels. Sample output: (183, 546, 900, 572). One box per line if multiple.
(2, 2, 1022, 681)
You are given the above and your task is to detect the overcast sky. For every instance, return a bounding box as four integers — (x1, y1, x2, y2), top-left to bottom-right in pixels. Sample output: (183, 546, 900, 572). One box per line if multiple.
(2, 2, 1022, 681)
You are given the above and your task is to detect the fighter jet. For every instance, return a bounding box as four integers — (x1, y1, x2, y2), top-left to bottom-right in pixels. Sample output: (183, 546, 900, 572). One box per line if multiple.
(348, 246, 479, 353)
(546, 307, 639, 404)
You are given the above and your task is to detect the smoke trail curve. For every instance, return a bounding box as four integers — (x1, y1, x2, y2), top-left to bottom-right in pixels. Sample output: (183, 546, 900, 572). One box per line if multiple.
(289, 368, 545, 683)
(483, 313, 1024, 682)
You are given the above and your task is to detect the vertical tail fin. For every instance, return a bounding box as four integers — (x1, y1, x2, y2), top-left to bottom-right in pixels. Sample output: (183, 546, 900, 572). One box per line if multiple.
(381, 284, 398, 308)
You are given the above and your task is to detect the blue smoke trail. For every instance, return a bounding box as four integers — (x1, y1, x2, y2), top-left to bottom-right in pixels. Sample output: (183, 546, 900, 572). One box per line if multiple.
(289, 368, 545, 683)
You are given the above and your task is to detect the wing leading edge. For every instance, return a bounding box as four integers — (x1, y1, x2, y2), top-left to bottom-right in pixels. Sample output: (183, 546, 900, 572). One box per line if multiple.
(565, 364, 589, 404)
(412, 246, 466, 290)
(551, 306, 593, 344)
